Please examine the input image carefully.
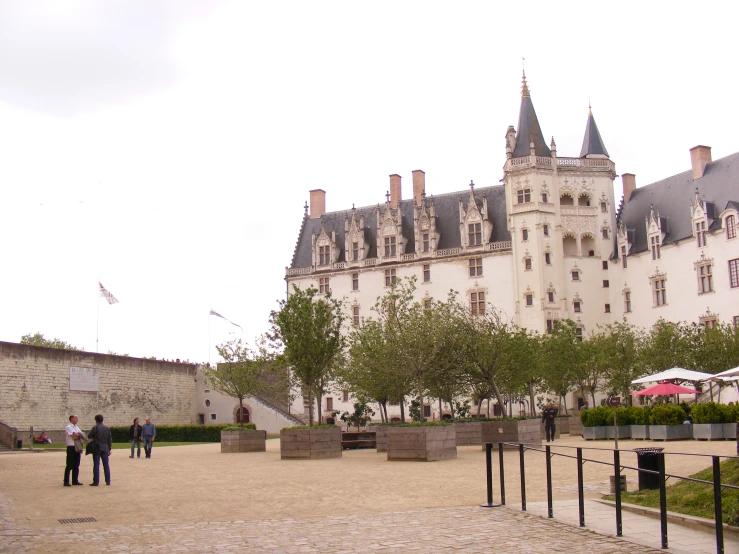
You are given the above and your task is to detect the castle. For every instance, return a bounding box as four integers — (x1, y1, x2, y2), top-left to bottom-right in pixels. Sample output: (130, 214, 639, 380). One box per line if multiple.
(284, 73, 739, 419)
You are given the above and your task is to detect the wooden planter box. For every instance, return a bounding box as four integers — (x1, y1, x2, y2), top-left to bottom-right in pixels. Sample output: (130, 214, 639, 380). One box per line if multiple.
(631, 425, 650, 440)
(220, 430, 266, 453)
(692, 423, 724, 440)
(386, 426, 456, 462)
(605, 426, 632, 440)
(569, 418, 583, 437)
(280, 427, 342, 460)
(722, 423, 737, 440)
(557, 417, 572, 434)
(480, 419, 542, 449)
(373, 426, 390, 452)
(454, 421, 482, 446)
(582, 426, 607, 440)
(649, 425, 691, 441)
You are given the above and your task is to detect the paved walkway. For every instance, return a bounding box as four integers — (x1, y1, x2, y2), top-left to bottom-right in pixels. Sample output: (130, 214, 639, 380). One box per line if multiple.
(1, 499, 663, 553)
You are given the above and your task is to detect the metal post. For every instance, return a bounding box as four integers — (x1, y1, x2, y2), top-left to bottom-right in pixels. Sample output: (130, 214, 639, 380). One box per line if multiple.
(480, 443, 500, 507)
(519, 443, 526, 511)
(658, 452, 668, 549)
(712, 456, 724, 554)
(546, 445, 553, 518)
(614, 449, 622, 536)
(499, 443, 506, 506)
(577, 447, 585, 527)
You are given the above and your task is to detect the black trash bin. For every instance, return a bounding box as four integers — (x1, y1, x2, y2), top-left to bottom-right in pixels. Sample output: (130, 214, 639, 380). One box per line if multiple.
(634, 447, 664, 490)
(16, 440, 22, 449)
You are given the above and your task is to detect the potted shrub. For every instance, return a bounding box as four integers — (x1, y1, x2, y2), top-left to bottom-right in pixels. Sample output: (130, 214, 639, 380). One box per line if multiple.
(605, 407, 633, 440)
(581, 406, 609, 440)
(479, 417, 542, 448)
(631, 406, 652, 440)
(386, 422, 456, 462)
(649, 404, 690, 441)
(725, 404, 739, 440)
(280, 425, 342, 459)
(692, 403, 731, 440)
(220, 423, 266, 453)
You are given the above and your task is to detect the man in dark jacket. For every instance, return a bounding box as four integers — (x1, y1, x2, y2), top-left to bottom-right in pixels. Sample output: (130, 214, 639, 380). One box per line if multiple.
(87, 414, 113, 486)
(542, 402, 557, 442)
(129, 418, 143, 459)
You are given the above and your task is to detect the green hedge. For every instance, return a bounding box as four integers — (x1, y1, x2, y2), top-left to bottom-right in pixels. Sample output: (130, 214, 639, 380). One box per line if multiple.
(649, 404, 687, 426)
(281, 424, 338, 430)
(692, 403, 733, 424)
(223, 423, 257, 431)
(580, 406, 610, 427)
(631, 406, 652, 425)
(110, 425, 232, 443)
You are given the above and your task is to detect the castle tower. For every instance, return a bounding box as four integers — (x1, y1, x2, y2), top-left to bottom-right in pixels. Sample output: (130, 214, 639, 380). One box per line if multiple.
(504, 74, 617, 335)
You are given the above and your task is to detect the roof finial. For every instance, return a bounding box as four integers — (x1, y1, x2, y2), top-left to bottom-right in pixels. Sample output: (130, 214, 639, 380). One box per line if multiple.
(469, 180, 475, 190)
(521, 58, 530, 98)
(588, 97, 592, 116)
(304, 201, 308, 214)
(385, 190, 390, 203)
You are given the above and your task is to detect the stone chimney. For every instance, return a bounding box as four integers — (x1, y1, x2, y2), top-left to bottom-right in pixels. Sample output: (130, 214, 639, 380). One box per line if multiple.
(690, 145, 712, 180)
(622, 174, 636, 203)
(309, 189, 326, 219)
(412, 170, 426, 206)
(389, 174, 402, 209)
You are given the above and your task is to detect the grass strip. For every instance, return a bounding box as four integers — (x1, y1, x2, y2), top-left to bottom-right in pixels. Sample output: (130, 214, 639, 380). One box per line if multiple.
(604, 458, 739, 525)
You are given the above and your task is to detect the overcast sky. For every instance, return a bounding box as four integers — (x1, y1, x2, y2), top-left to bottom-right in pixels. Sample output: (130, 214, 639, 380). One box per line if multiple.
(1, 1, 736, 363)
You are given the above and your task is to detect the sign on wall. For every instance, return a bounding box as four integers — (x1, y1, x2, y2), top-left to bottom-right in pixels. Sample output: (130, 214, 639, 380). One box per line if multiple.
(69, 366, 99, 392)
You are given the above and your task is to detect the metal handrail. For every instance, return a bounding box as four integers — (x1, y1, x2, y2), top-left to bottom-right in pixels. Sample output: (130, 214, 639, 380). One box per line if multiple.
(481, 441, 737, 554)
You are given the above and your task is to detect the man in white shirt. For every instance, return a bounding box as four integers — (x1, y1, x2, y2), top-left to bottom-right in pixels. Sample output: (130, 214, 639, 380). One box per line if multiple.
(63, 414, 83, 486)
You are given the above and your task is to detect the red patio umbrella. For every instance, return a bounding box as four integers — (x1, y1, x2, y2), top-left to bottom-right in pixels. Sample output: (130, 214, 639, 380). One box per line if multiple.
(630, 382, 698, 396)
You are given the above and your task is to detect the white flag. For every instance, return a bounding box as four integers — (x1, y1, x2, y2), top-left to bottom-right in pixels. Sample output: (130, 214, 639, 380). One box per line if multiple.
(210, 308, 242, 330)
(99, 282, 119, 305)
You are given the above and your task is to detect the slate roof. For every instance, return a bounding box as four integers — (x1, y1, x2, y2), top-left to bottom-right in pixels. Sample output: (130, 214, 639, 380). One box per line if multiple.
(617, 151, 739, 254)
(512, 78, 551, 158)
(580, 110, 609, 158)
(290, 185, 511, 269)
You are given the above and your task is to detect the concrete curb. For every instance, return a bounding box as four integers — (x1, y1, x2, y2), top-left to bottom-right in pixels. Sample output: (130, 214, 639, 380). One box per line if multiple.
(595, 499, 739, 538)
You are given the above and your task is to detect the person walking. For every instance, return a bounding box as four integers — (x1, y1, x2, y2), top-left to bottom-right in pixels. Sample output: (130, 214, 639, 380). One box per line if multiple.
(63, 414, 84, 486)
(87, 414, 113, 486)
(142, 417, 156, 459)
(129, 418, 143, 459)
(542, 402, 557, 442)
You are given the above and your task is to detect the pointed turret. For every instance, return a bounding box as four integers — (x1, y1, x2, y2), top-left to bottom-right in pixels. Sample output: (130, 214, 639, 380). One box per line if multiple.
(512, 71, 551, 158)
(580, 105, 609, 158)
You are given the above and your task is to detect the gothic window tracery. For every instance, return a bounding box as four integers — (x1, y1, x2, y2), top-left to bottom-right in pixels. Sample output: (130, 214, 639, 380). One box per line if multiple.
(344, 207, 367, 265)
(459, 183, 492, 250)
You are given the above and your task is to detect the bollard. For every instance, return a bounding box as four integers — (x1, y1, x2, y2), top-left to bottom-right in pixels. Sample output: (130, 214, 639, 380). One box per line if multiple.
(519, 443, 526, 511)
(546, 445, 553, 518)
(577, 448, 585, 527)
(480, 443, 500, 508)
(712, 456, 724, 554)
(614, 449, 622, 537)
(499, 443, 506, 506)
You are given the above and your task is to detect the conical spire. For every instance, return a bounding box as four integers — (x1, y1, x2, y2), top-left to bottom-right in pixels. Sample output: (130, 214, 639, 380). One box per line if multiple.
(580, 104, 609, 158)
(512, 72, 551, 158)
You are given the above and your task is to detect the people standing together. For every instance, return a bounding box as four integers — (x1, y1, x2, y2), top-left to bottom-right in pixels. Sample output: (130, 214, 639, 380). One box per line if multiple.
(62, 414, 157, 488)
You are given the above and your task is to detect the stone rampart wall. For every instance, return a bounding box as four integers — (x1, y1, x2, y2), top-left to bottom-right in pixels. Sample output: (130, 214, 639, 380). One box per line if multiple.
(0, 342, 196, 432)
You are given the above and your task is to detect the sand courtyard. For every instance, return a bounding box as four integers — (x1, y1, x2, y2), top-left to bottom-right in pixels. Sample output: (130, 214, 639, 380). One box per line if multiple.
(0, 435, 735, 553)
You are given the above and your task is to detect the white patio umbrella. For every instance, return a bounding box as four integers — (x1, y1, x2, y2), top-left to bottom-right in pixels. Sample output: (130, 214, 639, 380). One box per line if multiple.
(704, 366, 739, 381)
(631, 367, 714, 384)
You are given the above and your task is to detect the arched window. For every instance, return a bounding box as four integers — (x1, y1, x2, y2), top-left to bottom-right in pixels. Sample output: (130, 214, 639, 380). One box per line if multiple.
(727, 215, 737, 240)
(236, 407, 250, 423)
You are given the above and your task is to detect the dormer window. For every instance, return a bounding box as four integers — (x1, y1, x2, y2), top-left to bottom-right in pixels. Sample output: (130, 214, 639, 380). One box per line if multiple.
(469, 223, 482, 246)
(727, 215, 736, 240)
(517, 189, 531, 204)
(423, 233, 430, 252)
(352, 242, 359, 262)
(650, 236, 661, 260)
(696, 221, 707, 247)
(384, 236, 397, 256)
(319, 245, 331, 266)
(621, 245, 628, 268)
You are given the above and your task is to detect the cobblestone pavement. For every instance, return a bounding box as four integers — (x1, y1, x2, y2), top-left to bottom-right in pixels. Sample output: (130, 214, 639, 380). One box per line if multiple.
(1, 496, 662, 554)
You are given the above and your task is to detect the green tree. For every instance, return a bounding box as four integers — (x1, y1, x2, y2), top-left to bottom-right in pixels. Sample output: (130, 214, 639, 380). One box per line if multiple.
(269, 285, 345, 426)
(540, 320, 583, 415)
(343, 319, 411, 423)
(203, 336, 287, 423)
(598, 321, 645, 403)
(340, 401, 375, 431)
(640, 319, 693, 374)
(20, 332, 80, 351)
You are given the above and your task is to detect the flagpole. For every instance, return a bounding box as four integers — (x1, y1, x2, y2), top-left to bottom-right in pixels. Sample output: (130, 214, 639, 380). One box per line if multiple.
(208, 313, 211, 367)
(96, 295, 100, 353)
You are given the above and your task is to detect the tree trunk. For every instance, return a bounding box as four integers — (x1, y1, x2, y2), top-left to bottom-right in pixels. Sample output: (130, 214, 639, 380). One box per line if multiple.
(239, 397, 244, 424)
(561, 395, 568, 416)
(491, 382, 506, 416)
(316, 391, 323, 425)
(438, 398, 443, 420)
(476, 397, 483, 417)
(418, 379, 425, 423)
(307, 387, 314, 426)
(400, 397, 406, 423)
(528, 382, 537, 417)
(591, 390, 597, 408)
